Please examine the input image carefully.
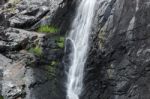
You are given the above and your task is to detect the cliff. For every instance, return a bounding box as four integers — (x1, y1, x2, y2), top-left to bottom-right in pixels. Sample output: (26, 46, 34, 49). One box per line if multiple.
(0, 0, 150, 99)
(83, 0, 150, 99)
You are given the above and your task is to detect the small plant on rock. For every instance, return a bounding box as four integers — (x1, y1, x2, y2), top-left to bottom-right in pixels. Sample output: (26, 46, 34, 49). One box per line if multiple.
(28, 45, 42, 56)
(56, 37, 65, 48)
(47, 61, 58, 79)
(37, 25, 59, 33)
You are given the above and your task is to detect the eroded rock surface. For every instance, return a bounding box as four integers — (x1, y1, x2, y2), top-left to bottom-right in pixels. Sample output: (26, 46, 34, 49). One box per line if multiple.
(83, 0, 150, 99)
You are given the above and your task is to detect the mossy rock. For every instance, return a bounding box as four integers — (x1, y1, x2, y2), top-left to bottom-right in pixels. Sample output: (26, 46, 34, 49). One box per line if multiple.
(47, 61, 59, 79)
(37, 25, 59, 34)
(28, 46, 43, 56)
(56, 37, 65, 48)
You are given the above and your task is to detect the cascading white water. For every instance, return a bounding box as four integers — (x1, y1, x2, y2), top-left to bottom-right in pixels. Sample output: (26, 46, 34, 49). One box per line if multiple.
(66, 0, 97, 99)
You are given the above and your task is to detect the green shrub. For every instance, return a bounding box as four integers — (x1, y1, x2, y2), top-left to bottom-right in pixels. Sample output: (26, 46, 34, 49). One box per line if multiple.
(37, 25, 59, 33)
(51, 61, 58, 66)
(28, 46, 42, 56)
(57, 42, 64, 48)
(59, 37, 65, 42)
(56, 37, 65, 48)
(47, 65, 56, 77)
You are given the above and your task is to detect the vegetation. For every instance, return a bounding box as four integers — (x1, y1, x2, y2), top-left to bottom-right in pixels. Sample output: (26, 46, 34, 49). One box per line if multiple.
(99, 30, 105, 49)
(51, 61, 58, 66)
(0, 96, 3, 99)
(37, 25, 59, 33)
(28, 45, 42, 56)
(56, 37, 65, 48)
(47, 61, 58, 79)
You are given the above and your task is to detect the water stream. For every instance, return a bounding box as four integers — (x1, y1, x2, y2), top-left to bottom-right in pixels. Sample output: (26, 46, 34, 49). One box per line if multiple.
(66, 0, 97, 99)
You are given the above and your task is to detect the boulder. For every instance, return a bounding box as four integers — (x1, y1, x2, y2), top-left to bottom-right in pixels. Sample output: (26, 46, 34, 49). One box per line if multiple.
(0, 54, 12, 96)
(2, 51, 35, 99)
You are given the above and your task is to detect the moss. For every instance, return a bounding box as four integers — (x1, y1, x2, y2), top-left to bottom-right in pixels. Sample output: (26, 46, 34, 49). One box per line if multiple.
(47, 65, 56, 77)
(37, 25, 59, 33)
(28, 46, 42, 56)
(57, 42, 64, 48)
(56, 37, 65, 48)
(47, 61, 58, 79)
(59, 37, 65, 42)
(0, 96, 3, 99)
(52, 49, 60, 51)
(51, 61, 58, 66)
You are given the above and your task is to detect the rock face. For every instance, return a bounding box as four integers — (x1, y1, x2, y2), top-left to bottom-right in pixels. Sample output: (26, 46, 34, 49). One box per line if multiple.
(1, 0, 150, 99)
(0, 0, 73, 98)
(82, 0, 150, 99)
(0, 28, 50, 99)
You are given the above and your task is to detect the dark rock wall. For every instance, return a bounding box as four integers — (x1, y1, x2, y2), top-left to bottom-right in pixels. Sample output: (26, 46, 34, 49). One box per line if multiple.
(82, 0, 150, 99)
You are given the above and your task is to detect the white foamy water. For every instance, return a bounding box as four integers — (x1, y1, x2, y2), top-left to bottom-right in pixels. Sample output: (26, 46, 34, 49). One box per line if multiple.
(66, 0, 97, 99)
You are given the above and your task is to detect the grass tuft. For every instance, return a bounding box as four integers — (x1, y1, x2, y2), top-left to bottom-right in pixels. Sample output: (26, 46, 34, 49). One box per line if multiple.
(47, 61, 58, 79)
(28, 46, 42, 56)
(56, 37, 65, 48)
(37, 25, 59, 33)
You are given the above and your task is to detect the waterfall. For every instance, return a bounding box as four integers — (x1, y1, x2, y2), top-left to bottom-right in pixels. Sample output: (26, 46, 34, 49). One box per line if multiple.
(66, 0, 97, 99)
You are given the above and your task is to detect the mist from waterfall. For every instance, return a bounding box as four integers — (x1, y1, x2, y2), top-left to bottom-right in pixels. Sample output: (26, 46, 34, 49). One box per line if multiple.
(66, 0, 97, 99)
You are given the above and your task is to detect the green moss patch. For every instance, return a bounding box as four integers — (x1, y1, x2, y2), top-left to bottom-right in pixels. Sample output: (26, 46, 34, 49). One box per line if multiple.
(47, 61, 58, 79)
(0, 96, 3, 99)
(37, 25, 59, 33)
(28, 46, 42, 56)
(56, 37, 65, 48)
(51, 61, 58, 66)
